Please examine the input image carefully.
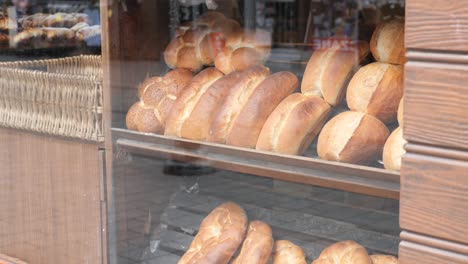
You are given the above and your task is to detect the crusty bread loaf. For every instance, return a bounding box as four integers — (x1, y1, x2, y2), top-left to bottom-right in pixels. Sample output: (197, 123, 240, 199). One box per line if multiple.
(126, 69, 192, 133)
(165, 67, 224, 137)
(208, 66, 270, 143)
(301, 42, 369, 106)
(312, 241, 372, 264)
(178, 202, 248, 264)
(231, 221, 273, 264)
(226, 71, 298, 148)
(273, 240, 307, 264)
(317, 111, 390, 164)
(256, 94, 331, 155)
(383, 127, 406, 171)
(370, 19, 405, 65)
(181, 71, 244, 141)
(370, 255, 399, 264)
(346, 62, 403, 123)
(397, 98, 403, 126)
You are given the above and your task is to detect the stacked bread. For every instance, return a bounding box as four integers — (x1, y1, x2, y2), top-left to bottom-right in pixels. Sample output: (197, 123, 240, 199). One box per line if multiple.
(164, 11, 271, 73)
(178, 203, 398, 264)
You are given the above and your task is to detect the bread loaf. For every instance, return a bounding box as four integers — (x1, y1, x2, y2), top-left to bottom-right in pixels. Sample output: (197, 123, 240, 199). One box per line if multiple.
(370, 255, 399, 264)
(383, 127, 406, 171)
(76, 25, 101, 42)
(346, 62, 403, 123)
(13, 28, 47, 48)
(165, 67, 224, 137)
(317, 111, 390, 164)
(226, 71, 298, 148)
(370, 19, 405, 65)
(126, 69, 192, 133)
(232, 221, 273, 264)
(273, 240, 307, 264)
(312, 241, 372, 264)
(208, 65, 270, 143)
(181, 71, 245, 141)
(301, 42, 369, 106)
(178, 202, 248, 264)
(256, 94, 331, 155)
(397, 98, 403, 126)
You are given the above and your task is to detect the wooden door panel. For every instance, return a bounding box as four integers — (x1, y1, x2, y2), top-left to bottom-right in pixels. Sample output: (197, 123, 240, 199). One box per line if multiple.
(400, 241, 468, 264)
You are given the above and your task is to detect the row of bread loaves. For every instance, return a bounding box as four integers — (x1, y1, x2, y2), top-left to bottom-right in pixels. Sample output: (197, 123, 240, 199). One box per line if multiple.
(178, 202, 399, 264)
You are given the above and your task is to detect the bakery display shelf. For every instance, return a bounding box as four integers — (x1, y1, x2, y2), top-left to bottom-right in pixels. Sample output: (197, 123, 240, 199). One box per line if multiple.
(116, 167, 399, 263)
(113, 128, 400, 200)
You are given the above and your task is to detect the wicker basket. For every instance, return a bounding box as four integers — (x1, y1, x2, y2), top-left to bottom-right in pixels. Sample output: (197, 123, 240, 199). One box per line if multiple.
(0, 55, 103, 142)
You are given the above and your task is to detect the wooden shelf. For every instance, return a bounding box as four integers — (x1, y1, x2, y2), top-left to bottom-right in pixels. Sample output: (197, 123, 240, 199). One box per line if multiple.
(113, 128, 400, 200)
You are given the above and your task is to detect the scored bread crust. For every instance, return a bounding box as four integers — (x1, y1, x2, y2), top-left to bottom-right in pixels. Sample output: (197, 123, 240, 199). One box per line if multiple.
(178, 202, 248, 264)
(383, 127, 406, 171)
(312, 241, 372, 264)
(301, 42, 369, 106)
(370, 255, 400, 264)
(256, 93, 331, 155)
(347, 62, 403, 124)
(208, 66, 270, 143)
(125, 101, 164, 133)
(370, 19, 405, 65)
(165, 67, 224, 137)
(273, 240, 307, 264)
(231, 221, 273, 264)
(226, 71, 298, 148)
(317, 111, 390, 164)
(181, 71, 245, 141)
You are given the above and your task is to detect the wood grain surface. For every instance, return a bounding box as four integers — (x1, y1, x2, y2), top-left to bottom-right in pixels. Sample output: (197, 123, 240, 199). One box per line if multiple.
(406, 0, 468, 51)
(400, 152, 468, 245)
(404, 61, 468, 150)
(400, 241, 468, 264)
(0, 128, 104, 264)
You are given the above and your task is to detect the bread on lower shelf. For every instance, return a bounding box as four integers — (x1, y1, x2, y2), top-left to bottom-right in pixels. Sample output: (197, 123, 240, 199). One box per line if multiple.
(397, 98, 404, 126)
(256, 93, 331, 155)
(273, 240, 307, 264)
(317, 111, 390, 165)
(312, 240, 372, 264)
(371, 254, 400, 264)
(232, 221, 274, 264)
(177, 202, 248, 264)
(383, 127, 407, 171)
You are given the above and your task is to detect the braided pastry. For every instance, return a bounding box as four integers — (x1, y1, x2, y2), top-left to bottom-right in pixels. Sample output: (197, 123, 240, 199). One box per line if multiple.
(126, 69, 192, 133)
(312, 241, 372, 264)
(178, 202, 248, 264)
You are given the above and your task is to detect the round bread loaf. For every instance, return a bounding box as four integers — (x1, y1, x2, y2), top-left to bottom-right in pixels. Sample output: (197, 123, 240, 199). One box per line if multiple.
(317, 111, 390, 164)
(165, 67, 224, 137)
(231, 221, 273, 264)
(273, 240, 307, 264)
(126, 69, 192, 133)
(178, 202, 248, 264)
(397, 98, 404, 126)
(208, 66, 270, 143)
(312, 241, 372, 264)
(371, 255, 399, 264)
(181, 71, 245, 141)
(301, 42, 369, 106)
(347, 62, 403, 123)
(256, 93, 331, 155)
(370, 19, 405, 65)
(383, 127, 406, 171)
(226, 71, 298, 148)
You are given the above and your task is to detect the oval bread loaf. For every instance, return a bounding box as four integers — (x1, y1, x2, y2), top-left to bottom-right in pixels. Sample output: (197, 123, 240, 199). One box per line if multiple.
(370, 19, 405, 65)
(232, 221, 273, 264)
(346, 62, 403, 123)
(312, 241, 372, 264)
(383, 127, 407, 171)
(317, 111, 390, 164)
(273, 240, 307, 264)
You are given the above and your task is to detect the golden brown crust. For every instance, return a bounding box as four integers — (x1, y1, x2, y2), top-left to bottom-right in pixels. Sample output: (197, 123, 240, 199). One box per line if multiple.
(301, 42, 369, 106)
(227, 71, 298, 148)
(273, 240, 307, 264)
(182, 71, 244, 141)
(383, 127, 406, 171)
(317, 111, 390, 164)
(178, 202, 248, 264)
(165, 67, 224, 137)
(370, 19, 405, 65)
(312, 241, 372, 264)
(208, 66, 270, 143)
(125, 101, 164, 133)
(231, 221, 273, 264)
(347, 62, 403, 124)
(370, 254, 399, 264)
(256, 94, 331, 155)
